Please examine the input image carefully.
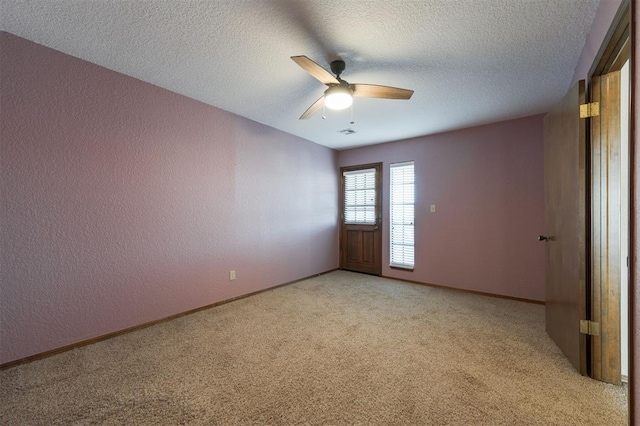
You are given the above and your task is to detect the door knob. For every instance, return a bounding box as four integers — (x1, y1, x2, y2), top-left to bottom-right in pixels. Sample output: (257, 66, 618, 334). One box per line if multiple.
(538, 235, 549, 241)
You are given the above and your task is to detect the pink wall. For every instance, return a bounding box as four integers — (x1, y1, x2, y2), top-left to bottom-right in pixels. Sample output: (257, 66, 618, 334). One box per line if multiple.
(0, 32, 339, 365)
(338, 115, 545, 301)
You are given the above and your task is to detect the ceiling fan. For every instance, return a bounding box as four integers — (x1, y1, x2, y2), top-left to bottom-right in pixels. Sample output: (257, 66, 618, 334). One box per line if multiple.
(291, 55, 414, 120)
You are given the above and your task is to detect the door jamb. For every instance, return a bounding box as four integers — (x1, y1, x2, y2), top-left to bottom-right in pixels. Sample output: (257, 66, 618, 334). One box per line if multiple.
(586, 0, 633, 408)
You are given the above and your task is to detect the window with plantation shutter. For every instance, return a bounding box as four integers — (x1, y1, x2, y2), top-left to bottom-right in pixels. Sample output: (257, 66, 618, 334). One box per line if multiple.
(343, 168, 377, 224)
(390, 162, 415, 269)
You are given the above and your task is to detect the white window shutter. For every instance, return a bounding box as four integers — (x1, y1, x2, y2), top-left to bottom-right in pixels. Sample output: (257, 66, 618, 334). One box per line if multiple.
(390, 162, 415, 268)
(343, 168, 376, 224)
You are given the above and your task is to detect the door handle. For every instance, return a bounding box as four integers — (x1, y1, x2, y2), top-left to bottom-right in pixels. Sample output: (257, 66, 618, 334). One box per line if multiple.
(538, 235, 550, 241)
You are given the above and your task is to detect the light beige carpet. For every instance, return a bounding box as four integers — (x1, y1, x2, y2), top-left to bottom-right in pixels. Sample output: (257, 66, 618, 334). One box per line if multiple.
(0, 271, 628, 425)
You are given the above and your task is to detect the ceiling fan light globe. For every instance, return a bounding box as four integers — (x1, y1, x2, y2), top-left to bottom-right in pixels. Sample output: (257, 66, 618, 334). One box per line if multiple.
(324, 86, 353, 110)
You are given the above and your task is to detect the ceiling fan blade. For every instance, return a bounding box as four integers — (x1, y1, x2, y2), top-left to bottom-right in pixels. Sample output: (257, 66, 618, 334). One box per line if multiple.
(291, 55, 339, 85)
(299, 95, 325, 120)
(352, 84, 414, 100)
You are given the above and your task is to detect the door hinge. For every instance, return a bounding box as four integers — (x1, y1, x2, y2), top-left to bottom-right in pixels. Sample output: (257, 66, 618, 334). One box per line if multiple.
(579, 102, 600, 118)
(579, 320, 600, 336)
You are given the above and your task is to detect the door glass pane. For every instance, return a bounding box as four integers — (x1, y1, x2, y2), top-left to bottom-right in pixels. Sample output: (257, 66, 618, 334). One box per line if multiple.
(343, 168, 376, 224)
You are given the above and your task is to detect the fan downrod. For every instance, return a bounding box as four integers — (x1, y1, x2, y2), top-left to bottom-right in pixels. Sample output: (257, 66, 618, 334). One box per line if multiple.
(330, 60, 346, 78)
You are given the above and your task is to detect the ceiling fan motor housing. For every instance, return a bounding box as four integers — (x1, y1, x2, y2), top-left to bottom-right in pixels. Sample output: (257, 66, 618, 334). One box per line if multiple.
(330, 60, 346, 77)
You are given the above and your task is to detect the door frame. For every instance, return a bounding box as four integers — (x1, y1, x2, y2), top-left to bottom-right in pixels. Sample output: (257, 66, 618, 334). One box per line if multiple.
(339, 162, 383, 275)
(590, 70, 624, 384)
(629, 2, 637, 423)
(586, 0, 633, 401)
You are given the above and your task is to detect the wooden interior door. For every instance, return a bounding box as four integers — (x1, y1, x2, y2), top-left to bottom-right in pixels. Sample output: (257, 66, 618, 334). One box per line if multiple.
(340, 163, 382, 275)
(590, 71, 622, 385)
(542, 80, 588, 375)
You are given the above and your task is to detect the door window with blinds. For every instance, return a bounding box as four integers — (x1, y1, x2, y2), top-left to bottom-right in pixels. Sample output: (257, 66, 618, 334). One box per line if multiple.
(390, 162, 415, 269)
(343, 168, 377, 224)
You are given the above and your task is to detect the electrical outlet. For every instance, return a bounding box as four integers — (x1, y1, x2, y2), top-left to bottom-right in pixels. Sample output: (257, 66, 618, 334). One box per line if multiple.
(229, 270, 236, 281)
(430, 204, 436, 213)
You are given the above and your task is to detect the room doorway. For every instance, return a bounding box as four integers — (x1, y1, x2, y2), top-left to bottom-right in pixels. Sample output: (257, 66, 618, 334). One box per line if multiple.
(587, 0, 630, 385)
(339, 163, 382, 275)
(620, 59, 630, 383)
(589, 60, 630, 386)
(542, 0, 631, 390)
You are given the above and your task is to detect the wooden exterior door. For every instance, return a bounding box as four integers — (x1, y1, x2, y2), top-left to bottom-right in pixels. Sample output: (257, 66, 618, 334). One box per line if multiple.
(340, 163, 382, 275)
(542, 80, 588, 375)
(590, 71, 623, 385)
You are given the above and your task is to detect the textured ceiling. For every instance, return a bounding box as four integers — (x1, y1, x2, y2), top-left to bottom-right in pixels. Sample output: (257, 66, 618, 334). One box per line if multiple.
(1, 0, 599, 150)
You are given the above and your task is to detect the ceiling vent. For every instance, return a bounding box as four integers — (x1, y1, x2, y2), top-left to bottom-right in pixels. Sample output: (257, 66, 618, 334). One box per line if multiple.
(338, 128, 356, 135)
